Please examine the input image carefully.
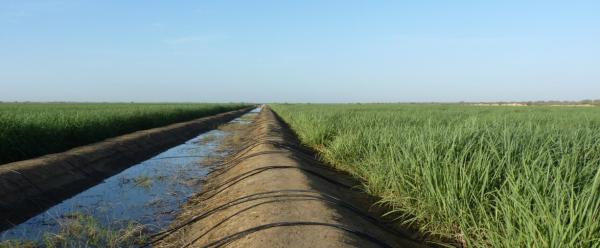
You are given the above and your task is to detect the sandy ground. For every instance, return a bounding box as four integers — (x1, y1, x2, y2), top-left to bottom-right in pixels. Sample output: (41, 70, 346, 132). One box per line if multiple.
(153, 106, 426, 248)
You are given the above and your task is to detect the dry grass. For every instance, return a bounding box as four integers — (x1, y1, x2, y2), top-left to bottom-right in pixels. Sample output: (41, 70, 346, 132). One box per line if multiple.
(0, 213, 149, 248)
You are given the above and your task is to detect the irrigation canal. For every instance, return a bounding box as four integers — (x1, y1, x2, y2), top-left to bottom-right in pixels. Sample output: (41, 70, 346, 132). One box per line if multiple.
(0, 107, 261, 243)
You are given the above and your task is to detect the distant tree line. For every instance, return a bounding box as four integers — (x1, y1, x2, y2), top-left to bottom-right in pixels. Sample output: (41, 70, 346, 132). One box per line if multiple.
(522, 100, 600, 106)
(463, 100, 600, 106)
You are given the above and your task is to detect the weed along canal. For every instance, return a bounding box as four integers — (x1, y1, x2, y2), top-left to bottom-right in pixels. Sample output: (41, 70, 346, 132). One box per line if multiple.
(0, 107, 261, 247)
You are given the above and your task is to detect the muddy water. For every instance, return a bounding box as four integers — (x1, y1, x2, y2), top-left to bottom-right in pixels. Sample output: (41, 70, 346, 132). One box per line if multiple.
(0, 108, 259, 243)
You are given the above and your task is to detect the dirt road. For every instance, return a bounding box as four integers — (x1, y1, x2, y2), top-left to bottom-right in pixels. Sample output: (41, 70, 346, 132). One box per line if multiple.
(154, 106, 425, 247)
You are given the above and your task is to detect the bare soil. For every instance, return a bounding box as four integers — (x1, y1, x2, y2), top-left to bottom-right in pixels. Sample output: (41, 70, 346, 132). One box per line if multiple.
(154, 106, 426, 248)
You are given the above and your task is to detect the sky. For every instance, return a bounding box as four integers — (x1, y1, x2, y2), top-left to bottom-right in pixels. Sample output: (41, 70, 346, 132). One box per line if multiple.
(0, 0, 599, 103)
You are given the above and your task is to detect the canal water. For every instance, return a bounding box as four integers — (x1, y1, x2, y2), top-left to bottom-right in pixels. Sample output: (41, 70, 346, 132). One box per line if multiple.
(0, 108, 260, 244)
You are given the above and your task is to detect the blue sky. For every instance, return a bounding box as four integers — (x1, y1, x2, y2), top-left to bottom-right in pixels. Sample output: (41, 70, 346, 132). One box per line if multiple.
(1, 0, 599, 103)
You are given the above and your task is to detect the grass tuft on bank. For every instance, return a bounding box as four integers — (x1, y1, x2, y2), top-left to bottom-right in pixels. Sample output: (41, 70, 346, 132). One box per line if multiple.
(271, 104, 600, 248)
(0, 213, 147, 248)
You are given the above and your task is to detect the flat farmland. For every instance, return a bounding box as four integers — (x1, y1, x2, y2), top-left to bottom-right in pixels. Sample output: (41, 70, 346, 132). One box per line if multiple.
(272, 104, 600, 247)
(0, 103, 250, 164)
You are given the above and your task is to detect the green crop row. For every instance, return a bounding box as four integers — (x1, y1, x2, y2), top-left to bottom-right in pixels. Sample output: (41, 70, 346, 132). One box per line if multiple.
(0, 103, 250, 164)
(271, 104, 600, 248)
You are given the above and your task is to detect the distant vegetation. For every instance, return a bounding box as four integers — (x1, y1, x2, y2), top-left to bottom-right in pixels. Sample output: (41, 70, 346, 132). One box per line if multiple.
(0, 103, 250, 164)
(272, 104, 600, 247)
(468, 99, 600, 106)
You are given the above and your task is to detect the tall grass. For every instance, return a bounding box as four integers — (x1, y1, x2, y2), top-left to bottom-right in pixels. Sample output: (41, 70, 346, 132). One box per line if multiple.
(0, 103, 250, 164)
(272, 104, 600, 247)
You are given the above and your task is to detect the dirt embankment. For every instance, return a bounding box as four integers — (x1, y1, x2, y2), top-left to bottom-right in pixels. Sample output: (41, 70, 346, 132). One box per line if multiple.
(152, 107, 426, 247)
(0, 107, 254, 231)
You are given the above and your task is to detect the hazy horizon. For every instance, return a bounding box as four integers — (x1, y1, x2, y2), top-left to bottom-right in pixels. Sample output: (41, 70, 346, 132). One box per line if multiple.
(2, 100, 599, 104)
(1, 1, 599, 103)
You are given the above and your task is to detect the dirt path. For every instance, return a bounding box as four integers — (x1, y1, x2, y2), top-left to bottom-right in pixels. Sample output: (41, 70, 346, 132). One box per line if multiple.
(153, 106, 426, 247)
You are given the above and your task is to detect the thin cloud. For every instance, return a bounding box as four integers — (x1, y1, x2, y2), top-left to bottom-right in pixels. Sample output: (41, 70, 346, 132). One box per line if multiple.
(151, 22, 166, 29)
(163, 35, 226, 45)
(1, 0, 73, 23)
